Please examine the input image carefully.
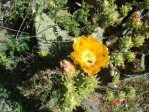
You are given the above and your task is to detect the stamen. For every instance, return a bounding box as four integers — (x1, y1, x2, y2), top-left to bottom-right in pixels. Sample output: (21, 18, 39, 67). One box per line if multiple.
(81, 50, 96, 66)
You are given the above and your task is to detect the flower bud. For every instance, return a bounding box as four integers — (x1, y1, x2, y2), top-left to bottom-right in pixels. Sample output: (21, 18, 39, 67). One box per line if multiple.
(132, 35, 145, 47)
(84, 75, 98, 89)
(127, 87, 136, 98)
(117, 91, 125, 100)
(102, 0, 110, 8)
(77, 75, 99, 99)
(127, 12, 143, 29)
(111, 52, 124, 66)
(119, 36, 133, 49)
(112, 75, 120, 84)
(60, 60, 76, 77)
(106, 90, 115, 101)
(121, 5, 129, 16)
(38, 49, 48, 57)
(132, 12, 142, 28)
(123, 51, 136, 62)
(132, 11, 141, 22)
(108, 11, 119, 23)
(133, 20, 143, 29)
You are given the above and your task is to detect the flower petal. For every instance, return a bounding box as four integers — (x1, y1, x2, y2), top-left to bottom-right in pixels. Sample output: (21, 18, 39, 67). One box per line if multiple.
(70, 35, 110, 76)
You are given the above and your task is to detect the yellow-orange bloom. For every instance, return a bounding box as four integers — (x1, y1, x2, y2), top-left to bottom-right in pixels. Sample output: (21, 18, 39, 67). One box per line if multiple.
(70, 35, 110, 76)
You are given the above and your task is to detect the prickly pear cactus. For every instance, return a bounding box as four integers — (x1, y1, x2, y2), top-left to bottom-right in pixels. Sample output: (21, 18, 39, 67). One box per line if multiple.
(59, 79, 80, 112)
(35, 13, 56, 52)
(35, 13, 69, 56)
(32, 0, 69, 56)
(77, 75, 99, 99)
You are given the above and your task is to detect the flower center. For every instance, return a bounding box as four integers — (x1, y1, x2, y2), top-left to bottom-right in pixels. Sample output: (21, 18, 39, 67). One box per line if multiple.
(81, 50, 96, 66)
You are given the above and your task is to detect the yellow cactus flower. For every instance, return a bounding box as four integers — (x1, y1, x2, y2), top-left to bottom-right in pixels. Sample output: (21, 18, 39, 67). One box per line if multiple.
(70, 35, 110, 76)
